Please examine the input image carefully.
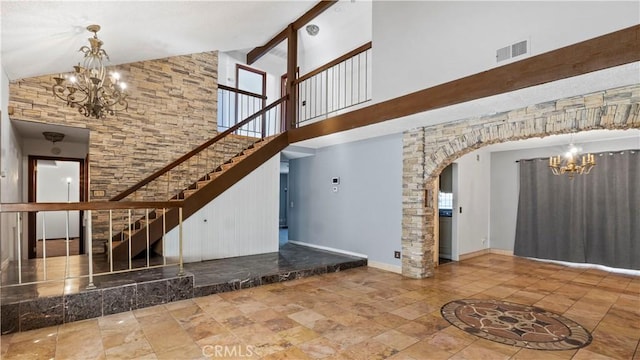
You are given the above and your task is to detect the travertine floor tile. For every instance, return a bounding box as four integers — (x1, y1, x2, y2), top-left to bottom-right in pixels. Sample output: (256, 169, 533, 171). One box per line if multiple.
(1, 254, 638, 360)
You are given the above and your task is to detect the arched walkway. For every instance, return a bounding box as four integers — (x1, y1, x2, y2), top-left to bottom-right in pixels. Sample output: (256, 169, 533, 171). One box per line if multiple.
(401, 84, 640, 278)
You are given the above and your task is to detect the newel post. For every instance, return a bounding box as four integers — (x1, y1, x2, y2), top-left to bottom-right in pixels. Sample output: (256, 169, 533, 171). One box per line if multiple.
(286, 23, 298, 130)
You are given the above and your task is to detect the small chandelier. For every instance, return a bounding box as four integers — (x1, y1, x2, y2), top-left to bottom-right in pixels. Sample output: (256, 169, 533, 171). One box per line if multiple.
(52, 25, 128, 119)
(549, 144, 596, 179)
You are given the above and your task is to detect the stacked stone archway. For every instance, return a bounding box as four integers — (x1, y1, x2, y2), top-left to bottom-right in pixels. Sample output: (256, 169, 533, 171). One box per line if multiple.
(401, 84, 640, 278)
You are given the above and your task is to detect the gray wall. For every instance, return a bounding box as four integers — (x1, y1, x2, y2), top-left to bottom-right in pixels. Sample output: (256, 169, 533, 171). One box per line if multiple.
(288, 133, 402, 267)
(490, 136, 640, 251)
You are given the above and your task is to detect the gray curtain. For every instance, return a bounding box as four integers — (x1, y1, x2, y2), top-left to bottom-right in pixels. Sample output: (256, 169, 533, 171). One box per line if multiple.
(514, 150, 640, 270)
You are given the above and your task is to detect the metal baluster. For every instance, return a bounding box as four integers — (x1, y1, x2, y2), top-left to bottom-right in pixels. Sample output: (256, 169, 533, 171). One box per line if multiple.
(357, 53, 361, 103)
(166, 172, 170, 200)
(128, 209, 132, 270)
(109, 210, 113, 272)
(325, 69, 329, 118)
(16, 213, 22, 284)
(162, 208, 167, 266)
(178, 207, 184, 276)
(351, 57, 354, 106)
(145, 208, 150, 267)
(338, 62, 342, 111)
(65, 207, 70, 278)
(365, 50, 369, 101)
(86, 210, 96, 289)
(42, 212, 47, 280)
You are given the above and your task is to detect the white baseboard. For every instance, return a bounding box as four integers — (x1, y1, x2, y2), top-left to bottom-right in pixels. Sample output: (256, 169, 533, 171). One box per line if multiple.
(490, 249, 514, 256)
(368, 260, 401, 274)
(287, 240, 367, 259)
(458, 249, 490, 260)
(458, 248, 514, 261)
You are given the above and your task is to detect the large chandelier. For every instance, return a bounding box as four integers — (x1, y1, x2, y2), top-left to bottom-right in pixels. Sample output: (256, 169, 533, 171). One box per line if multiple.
(549, 143, 596, 179)
(52, 25, 127, 119)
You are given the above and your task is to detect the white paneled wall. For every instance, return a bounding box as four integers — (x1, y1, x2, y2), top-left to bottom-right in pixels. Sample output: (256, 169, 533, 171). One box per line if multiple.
(165, 155, 280, 263)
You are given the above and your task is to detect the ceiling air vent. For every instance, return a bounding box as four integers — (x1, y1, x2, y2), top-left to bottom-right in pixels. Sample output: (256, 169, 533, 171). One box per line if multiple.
(496, 39, 529, 63)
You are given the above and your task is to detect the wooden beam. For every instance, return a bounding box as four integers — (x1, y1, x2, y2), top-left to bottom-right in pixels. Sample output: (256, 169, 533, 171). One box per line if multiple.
(246, 28, 288, 66)
(288, 25, 640, 143)
(247, 0, 338, 65)
(292, 0, 338, 30)
(286, 24, 298, 130)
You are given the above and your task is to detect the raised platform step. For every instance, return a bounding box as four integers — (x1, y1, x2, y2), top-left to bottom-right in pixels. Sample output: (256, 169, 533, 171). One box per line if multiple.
(0, 243, 367, 334)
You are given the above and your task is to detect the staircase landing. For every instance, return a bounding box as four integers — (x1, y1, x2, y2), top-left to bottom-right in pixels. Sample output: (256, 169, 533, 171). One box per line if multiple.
(1, 243, 366, 334)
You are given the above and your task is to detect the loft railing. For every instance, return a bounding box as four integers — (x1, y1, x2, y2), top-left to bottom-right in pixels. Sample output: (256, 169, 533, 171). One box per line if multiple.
(294, 42, 372, 126)
(111, 96, 287, 203)
(0, 201, 184, 289)
(218, 84, 267, 136)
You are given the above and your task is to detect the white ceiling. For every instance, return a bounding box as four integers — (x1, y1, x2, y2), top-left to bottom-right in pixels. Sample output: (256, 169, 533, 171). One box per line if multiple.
(2, 1, 638, 154)
(1, 1, 318, 80)
(12, 119, 89, 144)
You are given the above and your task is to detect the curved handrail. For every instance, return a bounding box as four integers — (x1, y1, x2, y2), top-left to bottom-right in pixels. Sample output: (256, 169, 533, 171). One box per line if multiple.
(110, 95, 288, 201)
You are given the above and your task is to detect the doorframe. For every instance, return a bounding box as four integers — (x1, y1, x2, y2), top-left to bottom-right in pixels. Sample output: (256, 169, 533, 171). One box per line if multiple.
(27, 155, 88, 259)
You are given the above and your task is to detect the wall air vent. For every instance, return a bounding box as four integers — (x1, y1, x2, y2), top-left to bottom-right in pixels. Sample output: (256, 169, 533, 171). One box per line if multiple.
(496, 39, 529, 63)
(511, 40, 528, 57)
(496, 46, 511, 62)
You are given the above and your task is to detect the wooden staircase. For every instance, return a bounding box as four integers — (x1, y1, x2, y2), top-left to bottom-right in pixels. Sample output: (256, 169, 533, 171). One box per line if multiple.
(109, 136, 282, 261)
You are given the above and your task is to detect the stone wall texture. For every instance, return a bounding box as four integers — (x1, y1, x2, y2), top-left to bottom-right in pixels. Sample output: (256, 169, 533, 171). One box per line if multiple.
(402, 84, 640, 278)
(9, 51, 258, 251)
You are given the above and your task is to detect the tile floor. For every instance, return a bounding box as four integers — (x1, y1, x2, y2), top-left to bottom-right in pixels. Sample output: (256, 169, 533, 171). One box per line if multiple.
(1, 253, 638, 360)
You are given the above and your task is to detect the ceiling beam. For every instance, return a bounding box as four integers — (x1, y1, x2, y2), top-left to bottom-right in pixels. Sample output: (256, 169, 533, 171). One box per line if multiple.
(246, 0, 338, 65)
(288, 24, 640, 143)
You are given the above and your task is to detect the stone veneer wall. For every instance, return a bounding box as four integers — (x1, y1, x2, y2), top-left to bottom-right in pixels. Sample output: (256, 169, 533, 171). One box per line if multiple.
(9, 51, 257, 251)
(402, 84, 640, 278)
(9, 51, 222, 200)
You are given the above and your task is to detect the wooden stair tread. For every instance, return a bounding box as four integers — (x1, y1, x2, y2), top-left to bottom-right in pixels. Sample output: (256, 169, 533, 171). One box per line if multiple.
(183, 189, 198, 197)
(111, 135, 277, 260)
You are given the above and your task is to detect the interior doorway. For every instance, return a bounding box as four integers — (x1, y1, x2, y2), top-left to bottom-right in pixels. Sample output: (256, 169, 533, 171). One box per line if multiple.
(279, 160, 289, 247)
(438, 163, 456, 263)
(28, 156, 87, 259)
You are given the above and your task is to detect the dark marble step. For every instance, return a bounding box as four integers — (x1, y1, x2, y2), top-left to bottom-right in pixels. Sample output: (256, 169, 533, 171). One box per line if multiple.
(1, 243, 366, 335)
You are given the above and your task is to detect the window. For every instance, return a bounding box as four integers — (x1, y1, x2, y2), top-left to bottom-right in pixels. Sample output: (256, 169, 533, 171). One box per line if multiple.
(438, 191, 453, 210)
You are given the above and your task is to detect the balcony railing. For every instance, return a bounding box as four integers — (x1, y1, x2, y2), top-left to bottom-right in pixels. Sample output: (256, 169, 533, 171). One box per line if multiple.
(218, 84, 268, 137)
(295, 42, 372, 126)
(0, 201, 184, 289)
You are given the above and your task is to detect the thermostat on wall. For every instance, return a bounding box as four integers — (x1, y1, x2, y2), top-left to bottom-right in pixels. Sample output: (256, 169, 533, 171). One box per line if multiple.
(331, 177, 340, 185)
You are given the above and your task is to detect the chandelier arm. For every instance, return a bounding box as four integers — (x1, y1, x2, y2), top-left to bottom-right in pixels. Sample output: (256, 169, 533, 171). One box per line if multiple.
(51, 24, 127, 119)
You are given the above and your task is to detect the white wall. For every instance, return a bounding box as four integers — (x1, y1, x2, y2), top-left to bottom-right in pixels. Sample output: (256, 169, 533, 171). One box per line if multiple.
(372, 1, 640, 103)
(20, 138, 88, 202)
(288, 133, 403, 269)
(35, 161, 80, 239)
(452, 148, 491, 259)
(490, 134, 640, 252)
(1, 66, 23, 265)
(297, 0, 372, 75)
(165, 154, 280, 262)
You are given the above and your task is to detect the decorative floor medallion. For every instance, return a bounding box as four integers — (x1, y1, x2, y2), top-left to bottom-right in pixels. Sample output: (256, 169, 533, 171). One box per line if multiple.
(441, 299, 592, 350)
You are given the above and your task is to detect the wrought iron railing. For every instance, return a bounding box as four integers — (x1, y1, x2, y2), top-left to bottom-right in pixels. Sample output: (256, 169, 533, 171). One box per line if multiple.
(295, 42, 372, 126)
(218, 84, 267, 137)
(0, 201, 184, 289)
